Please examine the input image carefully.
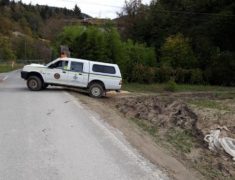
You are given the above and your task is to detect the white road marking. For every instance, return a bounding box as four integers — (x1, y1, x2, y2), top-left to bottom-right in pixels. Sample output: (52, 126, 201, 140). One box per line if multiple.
(88, 115, 167, 180)
(66, 91, 168, 180)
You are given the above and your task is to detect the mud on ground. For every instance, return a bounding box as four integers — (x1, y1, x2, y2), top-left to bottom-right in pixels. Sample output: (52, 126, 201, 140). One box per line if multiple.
(114, 92, 235, 180)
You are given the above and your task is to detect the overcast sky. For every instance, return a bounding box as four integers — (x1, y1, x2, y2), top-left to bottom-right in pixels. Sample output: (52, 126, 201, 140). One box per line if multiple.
(16, 0, 152, 19)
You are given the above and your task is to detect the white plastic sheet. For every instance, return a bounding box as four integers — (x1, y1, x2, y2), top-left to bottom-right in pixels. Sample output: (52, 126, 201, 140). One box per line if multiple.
(204, 129, 235, 161)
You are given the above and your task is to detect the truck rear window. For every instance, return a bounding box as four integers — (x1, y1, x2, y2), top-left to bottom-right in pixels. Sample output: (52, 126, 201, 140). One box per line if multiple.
(92, 64, 116, 74)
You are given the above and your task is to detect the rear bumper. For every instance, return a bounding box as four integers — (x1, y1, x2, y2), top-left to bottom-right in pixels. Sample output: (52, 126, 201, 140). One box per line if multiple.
(21, 71, 28, 80)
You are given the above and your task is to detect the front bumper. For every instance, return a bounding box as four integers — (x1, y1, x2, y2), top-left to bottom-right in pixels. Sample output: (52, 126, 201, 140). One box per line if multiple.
(21, 71, 29, 80)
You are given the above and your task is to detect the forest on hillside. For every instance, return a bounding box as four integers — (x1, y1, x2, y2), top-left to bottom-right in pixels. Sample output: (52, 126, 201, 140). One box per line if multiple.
(115, 0, 235, 85)
(0, 0, 234, 86)
(0, 0, 85, 61)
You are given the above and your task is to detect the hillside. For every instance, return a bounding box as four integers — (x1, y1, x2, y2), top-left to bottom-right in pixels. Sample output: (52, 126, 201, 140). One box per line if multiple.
(0, 0, 90, 61)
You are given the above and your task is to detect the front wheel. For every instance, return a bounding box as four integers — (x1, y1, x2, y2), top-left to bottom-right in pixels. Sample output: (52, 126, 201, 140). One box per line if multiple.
(89, 83, 104, 98)
(27, 76, 43, 91)
(42, 83, 49, 89)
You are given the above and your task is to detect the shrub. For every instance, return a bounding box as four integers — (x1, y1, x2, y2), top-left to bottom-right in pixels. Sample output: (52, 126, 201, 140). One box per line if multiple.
(190, 69, 203, 84)
(155, 66, 173, 83)
(160, 33, 198, 69)
(164, 80, 177, 92)
(175, 68, 191, 84)
(206, 51, 235, 86)
(131, 64, 155, 83)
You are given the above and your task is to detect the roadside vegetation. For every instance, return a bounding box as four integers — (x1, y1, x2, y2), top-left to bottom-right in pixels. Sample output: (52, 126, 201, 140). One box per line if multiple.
(0, 0, 85, 63)
(122, 83, 235, 93)
(1, 0, 234, 86)
(0, 63, 23, 73)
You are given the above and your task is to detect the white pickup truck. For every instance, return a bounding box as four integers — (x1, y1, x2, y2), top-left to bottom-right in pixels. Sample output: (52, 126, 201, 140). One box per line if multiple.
(21, 58, 122, 97)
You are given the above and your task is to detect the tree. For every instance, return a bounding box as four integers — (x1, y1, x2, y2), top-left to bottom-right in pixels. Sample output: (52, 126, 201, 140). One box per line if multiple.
(74, 4, 82, 18)
(206, 51, 235, 86)
(0, 0, 10, 6)
(0, 36, 16, 61)
(160, 34, 198, 69)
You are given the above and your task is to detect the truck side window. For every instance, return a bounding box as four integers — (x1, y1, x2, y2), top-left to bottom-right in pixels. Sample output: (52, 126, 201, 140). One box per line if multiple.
(92, 64, 116, 74)
(71, 62, 83, 72)
(49, 60, 68, 69)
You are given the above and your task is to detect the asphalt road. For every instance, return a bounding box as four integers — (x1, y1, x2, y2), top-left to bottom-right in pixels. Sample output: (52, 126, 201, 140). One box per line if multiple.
(0, 71, 168, 180)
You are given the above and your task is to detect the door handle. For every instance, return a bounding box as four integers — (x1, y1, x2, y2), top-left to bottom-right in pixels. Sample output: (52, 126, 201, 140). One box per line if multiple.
(63, 71, 66, 73)
(78, 73, 82, 75)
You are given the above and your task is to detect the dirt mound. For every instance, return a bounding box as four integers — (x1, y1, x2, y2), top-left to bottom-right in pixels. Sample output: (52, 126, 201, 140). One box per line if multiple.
(115, 95, 235, 179)
(116, 96, 200, 135)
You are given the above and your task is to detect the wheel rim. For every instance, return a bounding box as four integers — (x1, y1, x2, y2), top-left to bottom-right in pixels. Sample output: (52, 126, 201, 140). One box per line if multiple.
(91, 87, 101, 97)
(29, 79, 38, 89)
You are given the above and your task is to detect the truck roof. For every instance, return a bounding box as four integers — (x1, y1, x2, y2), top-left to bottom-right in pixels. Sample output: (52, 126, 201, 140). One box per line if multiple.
(60, 57, 118, 66)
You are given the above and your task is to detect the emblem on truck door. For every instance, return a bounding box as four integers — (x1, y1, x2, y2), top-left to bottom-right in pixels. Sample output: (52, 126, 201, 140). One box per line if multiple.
(54, 73, 60, 79)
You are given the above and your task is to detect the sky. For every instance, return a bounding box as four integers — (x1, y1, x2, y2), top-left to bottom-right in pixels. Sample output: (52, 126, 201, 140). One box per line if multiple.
(16, 0, 152, 19)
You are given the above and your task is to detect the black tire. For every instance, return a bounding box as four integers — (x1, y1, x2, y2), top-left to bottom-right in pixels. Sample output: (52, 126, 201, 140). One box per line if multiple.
(27, 76, 43, 91)
(89, 83, 104, 98)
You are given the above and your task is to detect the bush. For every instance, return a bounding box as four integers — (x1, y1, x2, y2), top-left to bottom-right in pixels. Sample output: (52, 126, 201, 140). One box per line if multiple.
(131, 64, 155, 83)
(160, 33, 198, 69)
(175, 68, 191, 84)
(164, 80, 177, 92)
(155, 66, 173, 83)
(206, 51, 235, 86)
(190, 69, 203, 84)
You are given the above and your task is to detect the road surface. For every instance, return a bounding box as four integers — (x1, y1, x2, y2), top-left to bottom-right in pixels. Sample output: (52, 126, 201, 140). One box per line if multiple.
(0, 71, 168, 180)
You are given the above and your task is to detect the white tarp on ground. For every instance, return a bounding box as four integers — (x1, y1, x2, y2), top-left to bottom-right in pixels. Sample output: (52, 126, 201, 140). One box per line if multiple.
(204, 129, 235, 161)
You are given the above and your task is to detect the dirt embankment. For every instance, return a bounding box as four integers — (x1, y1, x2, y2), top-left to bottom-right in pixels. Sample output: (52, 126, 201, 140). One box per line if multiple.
(116, 97, 200, 135)
(115, 94, 235, 179)
(73, 91, 235, 180)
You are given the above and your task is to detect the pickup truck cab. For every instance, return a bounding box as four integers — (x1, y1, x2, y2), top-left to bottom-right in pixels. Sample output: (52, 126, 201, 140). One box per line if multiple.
(21, 58, 122, 97)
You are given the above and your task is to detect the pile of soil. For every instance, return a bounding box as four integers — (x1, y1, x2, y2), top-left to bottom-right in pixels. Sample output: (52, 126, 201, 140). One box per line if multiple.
(115, 95, 235, 179)
(116, 96, 201, 136)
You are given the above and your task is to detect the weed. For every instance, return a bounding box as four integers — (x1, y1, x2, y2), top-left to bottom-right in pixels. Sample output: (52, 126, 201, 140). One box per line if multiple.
(0, 64, 23, 73)
(164, 80, 177, 92)
(189, 100, 229, 111)
(166, 129, 194, 153)
(122, 83, 235, 93)
(130, 118, 157, 137)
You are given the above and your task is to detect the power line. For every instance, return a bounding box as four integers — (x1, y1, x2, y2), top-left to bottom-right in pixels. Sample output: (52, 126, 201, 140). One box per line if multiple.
(14, 0, 235, 18)
(61, 0, 122, 9)
(154, 9, 235, 17)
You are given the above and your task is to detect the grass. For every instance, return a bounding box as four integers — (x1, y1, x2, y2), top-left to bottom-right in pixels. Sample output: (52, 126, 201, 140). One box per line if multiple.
(166, 129, 195, 153)
(194, 160, 224, 179)
(130, 117, 194, 154)
(189, 99, 230, 111)
(129, 118, 157, 137)
(0, 64, 23, 73)
(122, 83, 235, 93)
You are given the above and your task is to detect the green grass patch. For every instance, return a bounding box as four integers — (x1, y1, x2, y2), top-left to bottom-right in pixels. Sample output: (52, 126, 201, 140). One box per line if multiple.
(215, 92, 235, 99)
(166, 129, 194, 153)
(189, 99, 229, 111)
(130, 118, 157, 137)
(194, 161, 224, 179)
(0, 64, 23, 73)
(122, 83, 235, 93)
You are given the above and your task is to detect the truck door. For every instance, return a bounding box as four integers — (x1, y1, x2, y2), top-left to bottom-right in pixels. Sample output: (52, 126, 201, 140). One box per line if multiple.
(67, 61, 88, 87)
(44, 60, 69, 84)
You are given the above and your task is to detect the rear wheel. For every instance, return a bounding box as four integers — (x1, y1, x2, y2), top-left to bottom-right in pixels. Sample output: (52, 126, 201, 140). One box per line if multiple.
(89, 83, 104, 98)
(27, 76, 43, 91)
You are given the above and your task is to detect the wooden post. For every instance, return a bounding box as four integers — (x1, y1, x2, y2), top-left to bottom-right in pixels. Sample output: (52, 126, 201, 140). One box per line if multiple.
(11, 61, 15, 69)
